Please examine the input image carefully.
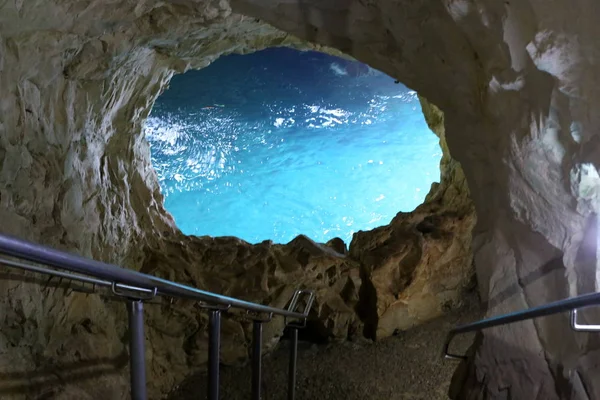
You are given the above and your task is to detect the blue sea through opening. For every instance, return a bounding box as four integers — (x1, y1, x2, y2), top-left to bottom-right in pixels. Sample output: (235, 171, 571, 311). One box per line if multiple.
(145, 48, 442, 245)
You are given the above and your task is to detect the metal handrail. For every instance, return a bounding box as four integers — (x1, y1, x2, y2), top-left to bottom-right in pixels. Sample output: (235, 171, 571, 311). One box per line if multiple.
(0, 256, 157, 295)
(0, 233, 311, 319)
(0, 232, 315, 400)
(443, 291, 600, 360)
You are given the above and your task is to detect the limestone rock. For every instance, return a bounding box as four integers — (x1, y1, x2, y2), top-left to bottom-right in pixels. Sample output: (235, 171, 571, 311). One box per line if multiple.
(350, 208, 475, 339)
(231, 1, 600, 398)
(130, 234, 363, 397)
(0, 3, 365, 398)
(0, 233, 362, 398)
(0, 0, 478, 399)
(349, 99, 476, 339)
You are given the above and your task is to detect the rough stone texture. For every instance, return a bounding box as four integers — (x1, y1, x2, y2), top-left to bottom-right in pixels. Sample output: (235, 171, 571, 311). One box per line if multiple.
(0, 5, 364, 397)
(229, 1, 600, 399)
(139, 235, 363, 395)
(0, 233, 364, 399)
(350, 98, 476, 340)
(0, 1, 477, 399)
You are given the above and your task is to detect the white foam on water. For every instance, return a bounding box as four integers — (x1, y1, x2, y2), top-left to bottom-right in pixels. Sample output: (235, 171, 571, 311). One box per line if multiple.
(329, 62, 348, 76)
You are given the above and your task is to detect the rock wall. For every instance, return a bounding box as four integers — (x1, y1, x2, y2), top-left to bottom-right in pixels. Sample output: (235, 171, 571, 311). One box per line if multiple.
(0, 1, 476, 399)
(231, 0, 600, 399)
(350, 98, 475, 340)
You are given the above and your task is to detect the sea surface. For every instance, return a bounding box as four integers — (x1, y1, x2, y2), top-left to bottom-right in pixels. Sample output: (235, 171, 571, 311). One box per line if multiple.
(145, 48, 442, 244)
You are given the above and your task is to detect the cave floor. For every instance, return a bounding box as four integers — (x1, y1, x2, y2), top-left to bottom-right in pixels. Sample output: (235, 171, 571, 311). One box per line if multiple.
(168, 297, 481, 400)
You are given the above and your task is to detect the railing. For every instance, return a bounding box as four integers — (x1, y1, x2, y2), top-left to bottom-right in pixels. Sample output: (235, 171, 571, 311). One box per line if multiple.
(443, 291, 600, 360)
(0, 233, 315, 400)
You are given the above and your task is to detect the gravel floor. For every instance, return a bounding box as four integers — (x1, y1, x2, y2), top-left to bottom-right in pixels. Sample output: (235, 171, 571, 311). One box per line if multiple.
(168, 299, 481, 400)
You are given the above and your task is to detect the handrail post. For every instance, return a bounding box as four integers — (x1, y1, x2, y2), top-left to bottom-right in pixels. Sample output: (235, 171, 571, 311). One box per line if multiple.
(284, 289, 314, 400)
(252, 320, 263, 400)
(570, 307, 600, 331)
(114, 284, 156, 400)
(288, 326, 299, 400)
(128, 300, 147, 400)
(208, 309, 222, 400)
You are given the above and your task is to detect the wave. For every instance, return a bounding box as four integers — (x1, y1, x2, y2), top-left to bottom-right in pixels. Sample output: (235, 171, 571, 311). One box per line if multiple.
(329, 62, 348, 76)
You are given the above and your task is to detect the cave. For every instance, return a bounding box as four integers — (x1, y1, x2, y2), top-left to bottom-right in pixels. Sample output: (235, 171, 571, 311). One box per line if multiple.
(146, 47, 442, 244)
(0, 0, 598, 399)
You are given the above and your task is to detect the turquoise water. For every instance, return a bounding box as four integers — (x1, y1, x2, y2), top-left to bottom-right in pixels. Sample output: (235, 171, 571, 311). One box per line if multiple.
(145, 48, 441, 244)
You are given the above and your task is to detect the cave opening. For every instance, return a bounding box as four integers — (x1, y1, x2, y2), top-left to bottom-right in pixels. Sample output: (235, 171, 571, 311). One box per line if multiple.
(145, 47, 442, 244)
